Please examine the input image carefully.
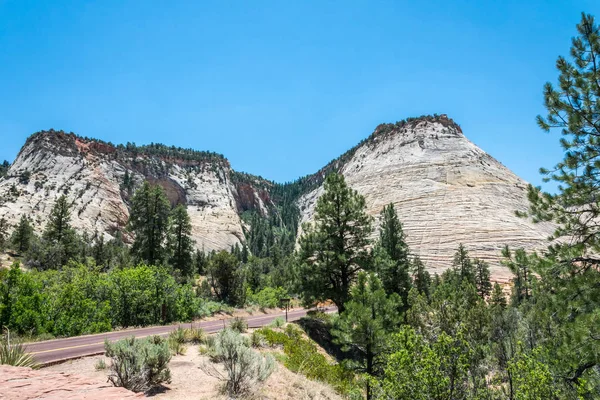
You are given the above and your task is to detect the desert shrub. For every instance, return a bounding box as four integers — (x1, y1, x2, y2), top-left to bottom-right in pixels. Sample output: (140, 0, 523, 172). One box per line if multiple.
(184, 327, 206, 344)
(229, 316, 248, 333)
(251, 331, 266, 348)
(95, 358, 107, 370)
(0, 329, 38, 368)
(201, 329, 275, 396)
(269, 316, 285, 329)
(104, 335, 171, 393)
(168, 328, 186, 355)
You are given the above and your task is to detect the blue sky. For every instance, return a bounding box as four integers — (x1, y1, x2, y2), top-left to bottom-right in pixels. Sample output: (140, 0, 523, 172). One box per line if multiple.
(0, 1, 597, 187)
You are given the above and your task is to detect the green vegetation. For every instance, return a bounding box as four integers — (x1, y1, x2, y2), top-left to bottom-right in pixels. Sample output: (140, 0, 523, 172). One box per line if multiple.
(201, 328, 275, 396)
(105, 335, 172, 393)
(0, 329, 38, 368)
(229, 316, 248, 333)
(257, 325, 361, 397)
(1, 12, 599, 400)
(0, 160, 9, 179)
(297, 173, 372, 313)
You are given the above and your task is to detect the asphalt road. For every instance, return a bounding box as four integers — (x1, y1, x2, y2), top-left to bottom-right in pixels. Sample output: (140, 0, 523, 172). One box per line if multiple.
(25, 307, 336, 366)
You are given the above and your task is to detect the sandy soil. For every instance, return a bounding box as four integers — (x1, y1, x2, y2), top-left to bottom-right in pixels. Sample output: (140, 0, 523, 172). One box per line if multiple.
(45, 344, 341, 400)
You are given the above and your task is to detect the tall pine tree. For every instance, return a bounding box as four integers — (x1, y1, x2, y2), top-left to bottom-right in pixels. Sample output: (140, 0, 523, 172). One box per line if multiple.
(128, 182, 171, 266)
(297, 173, 372, 313)
(375, 203, 412, 305)
(167, 204, 194, 278)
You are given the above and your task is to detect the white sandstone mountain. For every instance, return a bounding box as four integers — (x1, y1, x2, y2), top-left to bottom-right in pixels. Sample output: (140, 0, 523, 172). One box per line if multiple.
(0, 116, 554, 279)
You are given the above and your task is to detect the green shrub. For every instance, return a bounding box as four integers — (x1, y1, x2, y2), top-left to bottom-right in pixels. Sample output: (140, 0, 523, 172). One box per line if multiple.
(94, 358, 107, 370)
(269, 316, 285, 329)
(104, 335, 171, 393)
(168, 328, 187, 355)
(200, 329, 275, 396)
(247, 286, 288, 309)
(184, 327, 206, 344)
(229, 317, 248, 333)
(0, 330, 39, 369)
(251, 331, 266, 348)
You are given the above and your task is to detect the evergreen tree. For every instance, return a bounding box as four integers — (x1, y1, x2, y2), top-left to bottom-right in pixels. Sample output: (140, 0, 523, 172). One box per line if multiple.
(297, 173, 372, 313)
(11, 215, 34, 254)
(193, 249, 207, 275)
(128, 182, 170, 266)
(411, 256, 431, 298)
(501, 247, 533, 306)
(375, 203, 412, 305)
(519, 13, 600, 395)
(206, 250, 244, 306)
(489, 283, 507, 310)
(332, 272, 401, 400)
(41, 195, 79, 267)
(452, 244, 475, 285)
(0, 217, 9, 250)
(473, 258, 492, 299)
(0, 160, 9, 178)
(167, 204, 194, 278)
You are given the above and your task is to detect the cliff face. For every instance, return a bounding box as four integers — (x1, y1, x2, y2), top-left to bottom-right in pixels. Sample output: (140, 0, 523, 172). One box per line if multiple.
(0, 130, 271, 252)
(297, 116, 555, 281)
(0, 117, 555, 279)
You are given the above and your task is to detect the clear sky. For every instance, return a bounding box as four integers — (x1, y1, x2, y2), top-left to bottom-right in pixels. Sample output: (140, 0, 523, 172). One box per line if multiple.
(0, 1, 598, 188)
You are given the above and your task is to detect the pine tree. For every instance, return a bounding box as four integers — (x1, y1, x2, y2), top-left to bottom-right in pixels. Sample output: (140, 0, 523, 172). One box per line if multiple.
(501, 247, 532, 306)
(297, 173, 372, 313)
(473, 259, 492, 299)
(520, 13, 600, 394)
(452, 244, 475, 285)
(206, 250, 244, 306)
(489, 283, 507, 310)
(412, 256, 431, 298)
(11, 215, 34, 253)
(193, 249, 207, 275)
(376, 203, 412, 304)
(43, 195, 73, 244)
(128, 182, 171, 266)
(167, 204, 194, 278)
(0, 217, 9, 250)
(42, 195, 79, 266)
(332, 272, 402, 400)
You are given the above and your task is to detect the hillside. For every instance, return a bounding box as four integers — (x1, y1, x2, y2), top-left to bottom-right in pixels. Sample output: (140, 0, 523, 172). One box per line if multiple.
(0, 115, 554, 277)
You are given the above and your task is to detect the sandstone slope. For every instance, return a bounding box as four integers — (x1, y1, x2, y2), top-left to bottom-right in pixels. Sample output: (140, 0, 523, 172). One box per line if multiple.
(0, 131, 271, 252)
(298, 116, 555, 280)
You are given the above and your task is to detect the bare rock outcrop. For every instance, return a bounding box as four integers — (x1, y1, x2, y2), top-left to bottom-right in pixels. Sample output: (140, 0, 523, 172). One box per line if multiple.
(0, 131, 264, 252)
(0, 365, 141, 399)
(298, 117, 555, 281)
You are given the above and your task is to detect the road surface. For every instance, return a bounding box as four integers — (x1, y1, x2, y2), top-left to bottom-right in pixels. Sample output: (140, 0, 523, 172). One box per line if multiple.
(25, 307, 336, 366)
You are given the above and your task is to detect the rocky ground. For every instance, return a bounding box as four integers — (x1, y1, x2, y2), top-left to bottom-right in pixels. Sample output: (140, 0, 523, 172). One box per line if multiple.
(44, 344, 341, 400)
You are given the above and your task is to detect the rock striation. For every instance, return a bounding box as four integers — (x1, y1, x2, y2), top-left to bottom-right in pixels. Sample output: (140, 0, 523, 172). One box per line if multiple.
(297, 116, 555, 280)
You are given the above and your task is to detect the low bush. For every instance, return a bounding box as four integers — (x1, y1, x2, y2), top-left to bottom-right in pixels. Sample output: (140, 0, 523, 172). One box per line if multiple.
(104, 335, 171, 393)
(251, 331, 266, 348)
(269, 316, 285, 328)
(229, 317, 248, 333)
(168, 328, 186, 355)
(94, 358, 107, 370)
(200, 329, 275, 396)
(184, 327, 206, 344)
